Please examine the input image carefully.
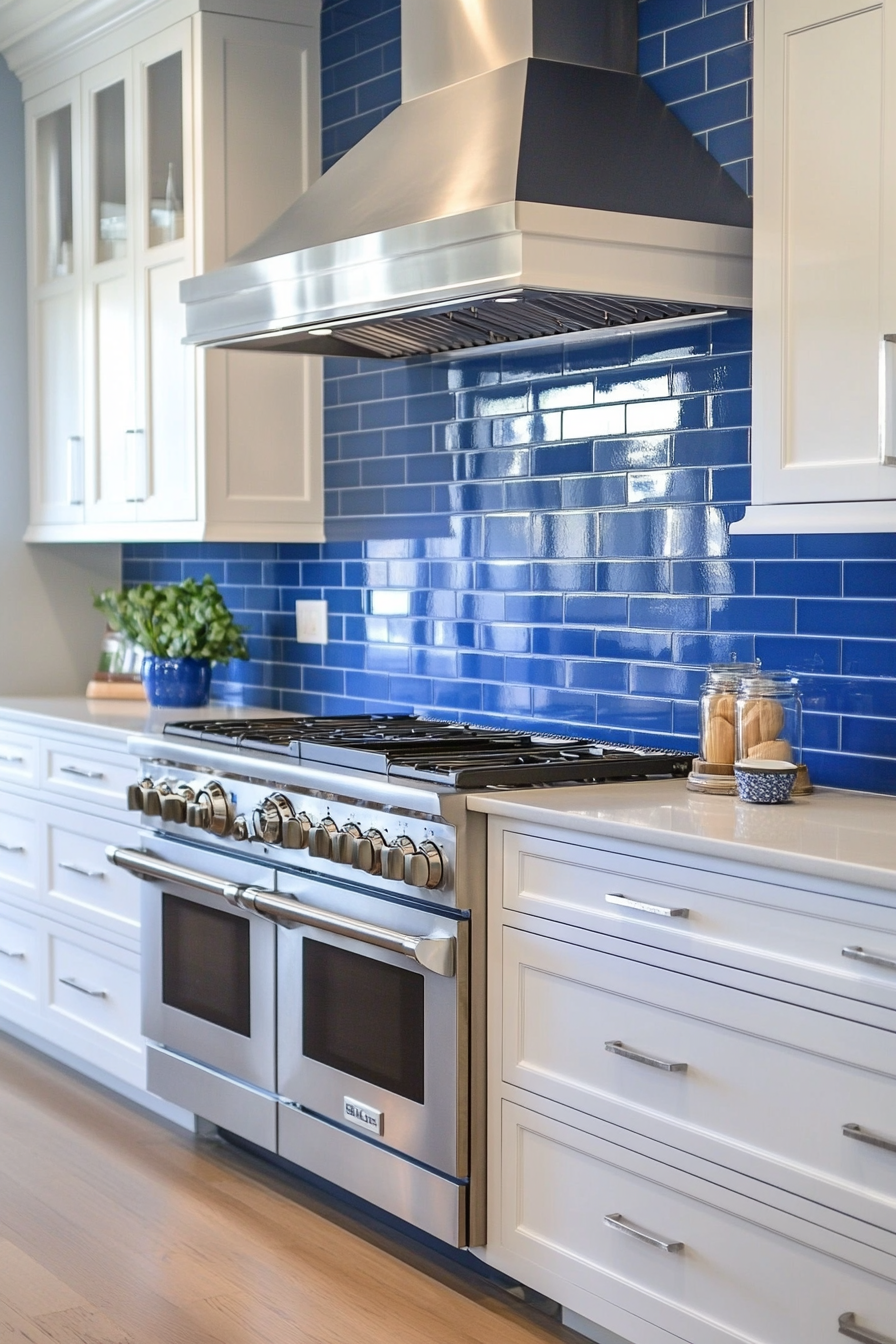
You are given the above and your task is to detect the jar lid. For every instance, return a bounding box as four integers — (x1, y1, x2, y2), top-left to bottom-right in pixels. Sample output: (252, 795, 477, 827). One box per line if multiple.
(701, 659, 760, 691)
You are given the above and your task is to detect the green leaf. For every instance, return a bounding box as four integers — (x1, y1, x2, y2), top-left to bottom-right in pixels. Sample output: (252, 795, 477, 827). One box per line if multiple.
(92, 575, 250, 665)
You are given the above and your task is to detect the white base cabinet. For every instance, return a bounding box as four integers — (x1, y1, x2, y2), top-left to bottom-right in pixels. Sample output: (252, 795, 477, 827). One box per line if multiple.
(11, 0, 323, 544)
(0, 712, 147, 1092)
(480, 818, 896, 1343)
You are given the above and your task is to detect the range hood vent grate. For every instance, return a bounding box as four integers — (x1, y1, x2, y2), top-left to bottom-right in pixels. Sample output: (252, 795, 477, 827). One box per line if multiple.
(273, 291, 721, 360)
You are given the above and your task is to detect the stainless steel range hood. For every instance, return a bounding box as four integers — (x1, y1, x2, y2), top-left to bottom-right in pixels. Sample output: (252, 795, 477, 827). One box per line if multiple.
(181, 0, 752, 359)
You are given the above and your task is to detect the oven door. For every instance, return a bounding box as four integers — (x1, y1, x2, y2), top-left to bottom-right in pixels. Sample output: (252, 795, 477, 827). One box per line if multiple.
(122, 837, 277, 1093)
(276, 873, 468, 1179)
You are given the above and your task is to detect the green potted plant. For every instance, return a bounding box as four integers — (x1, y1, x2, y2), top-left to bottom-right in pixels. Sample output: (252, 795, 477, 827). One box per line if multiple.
(94, 576, 249, 707)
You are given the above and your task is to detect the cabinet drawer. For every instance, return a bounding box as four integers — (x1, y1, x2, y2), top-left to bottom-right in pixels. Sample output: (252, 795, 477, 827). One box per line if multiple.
(42, 742, 136, 811)
(502, 1099, 896, 1344)
(45, 809, 139, 935)
(503, 829, 896, 1014)
(0, 903, 39, 1008)
(504, 926, 896, 1235)
(0, 728, 38, 788)
(0, 791, 39, 897)
(45, 925, 142, 1069)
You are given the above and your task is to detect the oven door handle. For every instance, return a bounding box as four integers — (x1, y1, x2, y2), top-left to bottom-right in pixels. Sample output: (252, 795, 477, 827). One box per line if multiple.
(237, 888, 456, 977)
(106, 847, 456, 977)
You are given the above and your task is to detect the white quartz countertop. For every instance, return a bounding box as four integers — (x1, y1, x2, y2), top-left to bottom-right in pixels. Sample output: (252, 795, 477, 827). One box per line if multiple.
(0, 696, 289, 744)
(468, 778, 896, 892)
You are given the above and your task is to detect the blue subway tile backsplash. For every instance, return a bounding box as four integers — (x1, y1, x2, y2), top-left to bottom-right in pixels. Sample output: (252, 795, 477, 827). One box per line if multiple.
(120, 0, 896, 793)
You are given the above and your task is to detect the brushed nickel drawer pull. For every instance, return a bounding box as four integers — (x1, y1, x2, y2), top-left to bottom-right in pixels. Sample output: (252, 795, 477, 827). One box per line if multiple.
(59, 861, 106, 881)
(839, 1311, 896, 1343)
(606, 892, 689, 918)
(0, 841, 24, 853)
(606, 1040, 688, 1073)
(59, 975, 107, 999)
(842, 946, 896, 973)
(60, 765, 105, 780)
(604, 1213, 683, 1253)
(843, 1123, 896, 1155)
(0, 947, 25, 959)
(0, 753, 24, 764)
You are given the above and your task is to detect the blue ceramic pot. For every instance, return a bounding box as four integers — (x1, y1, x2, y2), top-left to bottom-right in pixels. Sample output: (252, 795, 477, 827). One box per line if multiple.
(734, 760, 797, 804)
(141, 655, 212, 708)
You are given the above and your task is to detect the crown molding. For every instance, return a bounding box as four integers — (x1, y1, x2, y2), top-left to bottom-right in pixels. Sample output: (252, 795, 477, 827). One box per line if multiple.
(0, 0, 320, 81)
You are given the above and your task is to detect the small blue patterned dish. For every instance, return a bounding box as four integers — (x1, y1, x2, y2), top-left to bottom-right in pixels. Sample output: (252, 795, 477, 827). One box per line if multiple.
(734, 760, 798, 805)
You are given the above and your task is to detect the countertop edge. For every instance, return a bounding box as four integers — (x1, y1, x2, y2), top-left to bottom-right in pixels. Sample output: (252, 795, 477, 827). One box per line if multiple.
(467, 790, 896, 893)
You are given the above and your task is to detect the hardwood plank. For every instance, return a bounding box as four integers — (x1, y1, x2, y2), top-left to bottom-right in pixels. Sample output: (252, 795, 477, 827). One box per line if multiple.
(0, 1243, 85, 1318)
(0, 1034, 568, 1344)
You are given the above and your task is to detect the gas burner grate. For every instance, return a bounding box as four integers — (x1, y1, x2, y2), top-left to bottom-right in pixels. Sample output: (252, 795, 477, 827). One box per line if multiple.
(387, 743, 693, 788)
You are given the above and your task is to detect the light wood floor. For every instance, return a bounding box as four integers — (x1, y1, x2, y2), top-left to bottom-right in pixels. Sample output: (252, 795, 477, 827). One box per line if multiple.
(0, 1033, 573, 1344)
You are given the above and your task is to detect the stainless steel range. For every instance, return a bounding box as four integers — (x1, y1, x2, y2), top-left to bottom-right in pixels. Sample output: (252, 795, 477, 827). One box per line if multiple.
(108, 715, 691, 1248)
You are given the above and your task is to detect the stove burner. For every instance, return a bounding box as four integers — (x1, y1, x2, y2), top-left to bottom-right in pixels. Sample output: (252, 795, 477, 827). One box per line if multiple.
(163, 715, 692, 787)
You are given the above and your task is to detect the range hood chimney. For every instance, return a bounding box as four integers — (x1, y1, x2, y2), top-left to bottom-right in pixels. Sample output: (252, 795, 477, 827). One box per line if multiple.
(181, 0, 752, 359)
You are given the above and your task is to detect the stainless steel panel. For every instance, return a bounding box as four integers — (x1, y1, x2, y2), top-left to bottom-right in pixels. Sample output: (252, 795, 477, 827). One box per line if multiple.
(278, 1102, 466, 1247)
(139, 838, 277, 1091)
(276, 875, 468, 1177)
(147, 1045, 277, 1151)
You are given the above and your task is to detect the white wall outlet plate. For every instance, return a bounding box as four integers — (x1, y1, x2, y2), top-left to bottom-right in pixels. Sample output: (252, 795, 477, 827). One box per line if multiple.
(295, 600, 329, 645)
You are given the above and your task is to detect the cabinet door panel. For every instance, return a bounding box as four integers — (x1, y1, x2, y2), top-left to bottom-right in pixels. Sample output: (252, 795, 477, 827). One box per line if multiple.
(140, 257, 196, 521)
(753, 0, 896, 505)
(92, 272, 137, 518)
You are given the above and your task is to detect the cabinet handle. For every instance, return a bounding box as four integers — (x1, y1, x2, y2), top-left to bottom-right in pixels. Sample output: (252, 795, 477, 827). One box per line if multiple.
(605, 892, 689, 918)
(0, 841, 24, 853)
(59, 765, 105, 780)
(839, 1311, 896, 1344)
(0, 947, 25, 960)
(59, 861, 105, 881)
(0, 753, 24, 764)
(59, 976, 107, 999)
(842, 945, 896, 973)
(66, 435, 84, 506)
(125, 429, 147, 503)
(843, 1123, 896, 1156)
(605, 1040, 688, 1073)
(604, 1213, 683, 1253)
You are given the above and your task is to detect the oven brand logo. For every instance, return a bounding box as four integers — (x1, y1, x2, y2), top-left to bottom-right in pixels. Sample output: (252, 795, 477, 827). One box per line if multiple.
(344, 1097, 384, 1135)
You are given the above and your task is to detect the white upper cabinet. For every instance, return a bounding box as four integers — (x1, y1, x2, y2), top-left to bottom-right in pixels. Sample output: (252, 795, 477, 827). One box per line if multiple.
(17, 0, 324, 544)
(738, 0, 896, 533)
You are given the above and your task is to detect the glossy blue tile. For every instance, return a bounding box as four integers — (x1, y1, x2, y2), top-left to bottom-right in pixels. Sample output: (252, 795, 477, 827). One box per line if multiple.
(594, 436, 672, 471)
(478, 623, 531, 653)
(798, 600, 896, 639)
(708, 120, 752, 166)
(756, 561, 841, 598)
(595, 369, 670, 404)
(707, 40, 752, 88)
(535, 380, 594, 411)
(672, 560, 752, 595)
(567, 660, 629, 692)
(457, 386, 529, 420)
(565, 594, 629, 625)
(505, 479, 563, 511)
(843, 562, 896, 598)
(707, 391, 751, 428)
(797, 533, 896, 560)
(532, 688, 598, 723)
(564, 335, 631, 374)
(596, 629, 673, 661)
(710, 596, 795, 633)
(709, 466, 751, 503)
(673, 633, 755, 665)
(630, 596, 707, 629)
(710, 315, 753, 355)
(665, 8, 749, 66)
(459, 652, 505, 681)
(532, 627, 594, 658)
(505, 657, 565, 688)
(598, 694, 673, 733)
(494, 413, 564, 446)
(597, 561, 671, 593)
(631, 324, 710, 364)
(639, 0, 703, 39)
(802, 714, 840, 752)
(531, 442, 595, 477)
(630, 663, 704, 699)
(628, 468, 706, 504)
(646, 56, 706, 104)
(532, 562, 596, 592)
(754, 635, 841, 675)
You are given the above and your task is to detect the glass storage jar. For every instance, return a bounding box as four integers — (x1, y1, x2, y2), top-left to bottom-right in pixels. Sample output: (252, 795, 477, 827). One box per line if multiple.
(699, 660, 760, 768)
(735, 673, 802, 765)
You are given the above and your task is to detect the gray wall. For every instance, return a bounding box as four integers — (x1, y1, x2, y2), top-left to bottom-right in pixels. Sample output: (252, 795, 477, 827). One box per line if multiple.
(0, 54, 119, 696)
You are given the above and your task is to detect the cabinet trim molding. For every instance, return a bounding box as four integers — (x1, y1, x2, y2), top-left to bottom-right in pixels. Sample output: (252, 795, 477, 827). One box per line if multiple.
(730, 500, 896, 534)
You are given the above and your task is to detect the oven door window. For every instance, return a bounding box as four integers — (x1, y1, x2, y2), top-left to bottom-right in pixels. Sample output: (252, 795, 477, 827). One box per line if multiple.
(302, 939, 424, 1104)
(162, 891, 251, 1036)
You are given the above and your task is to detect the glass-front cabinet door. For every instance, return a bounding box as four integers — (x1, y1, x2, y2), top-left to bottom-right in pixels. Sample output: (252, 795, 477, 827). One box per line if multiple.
(82, 52, 137, 526)
(26, 80, 84, 528)
(133, 21, 197, 526)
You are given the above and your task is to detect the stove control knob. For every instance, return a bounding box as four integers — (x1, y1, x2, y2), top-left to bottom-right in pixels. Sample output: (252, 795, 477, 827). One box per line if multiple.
(253, 793, 295, 846)
(309, 817, 338, 860)
(160, 785, 195, 824)
(127, 779, 154, 812)
(382, 836, 416, 882)
(332, 824, 362, 865)
(232, 815, 250, 842)
(187, 782, 235, 837)
(141, 782, 165, 817)
(404, 841, 445, 890)
(282, 812, 312, 850)
(353, 829, 384, 875)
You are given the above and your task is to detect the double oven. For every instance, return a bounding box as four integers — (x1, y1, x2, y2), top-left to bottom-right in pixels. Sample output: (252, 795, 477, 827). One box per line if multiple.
(111, 755, 481, 1248)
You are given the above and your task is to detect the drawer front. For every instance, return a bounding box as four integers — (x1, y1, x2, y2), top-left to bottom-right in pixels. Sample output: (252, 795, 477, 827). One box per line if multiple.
(0, 903, 39, 1006)
(502, 1099, 896, 1344)
(45, 809, 139, 935)
(42, 742, 136, 811)
(504, 829, 896, 1013)
(0, 792, 39, 897)
(0, 728, 38, 788)
(45, 926, 142, 1061)
(504, 926, 896, 1234)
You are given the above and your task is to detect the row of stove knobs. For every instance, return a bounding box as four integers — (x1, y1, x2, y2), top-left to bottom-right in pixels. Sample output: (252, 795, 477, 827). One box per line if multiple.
(128, 779, 444, 890)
